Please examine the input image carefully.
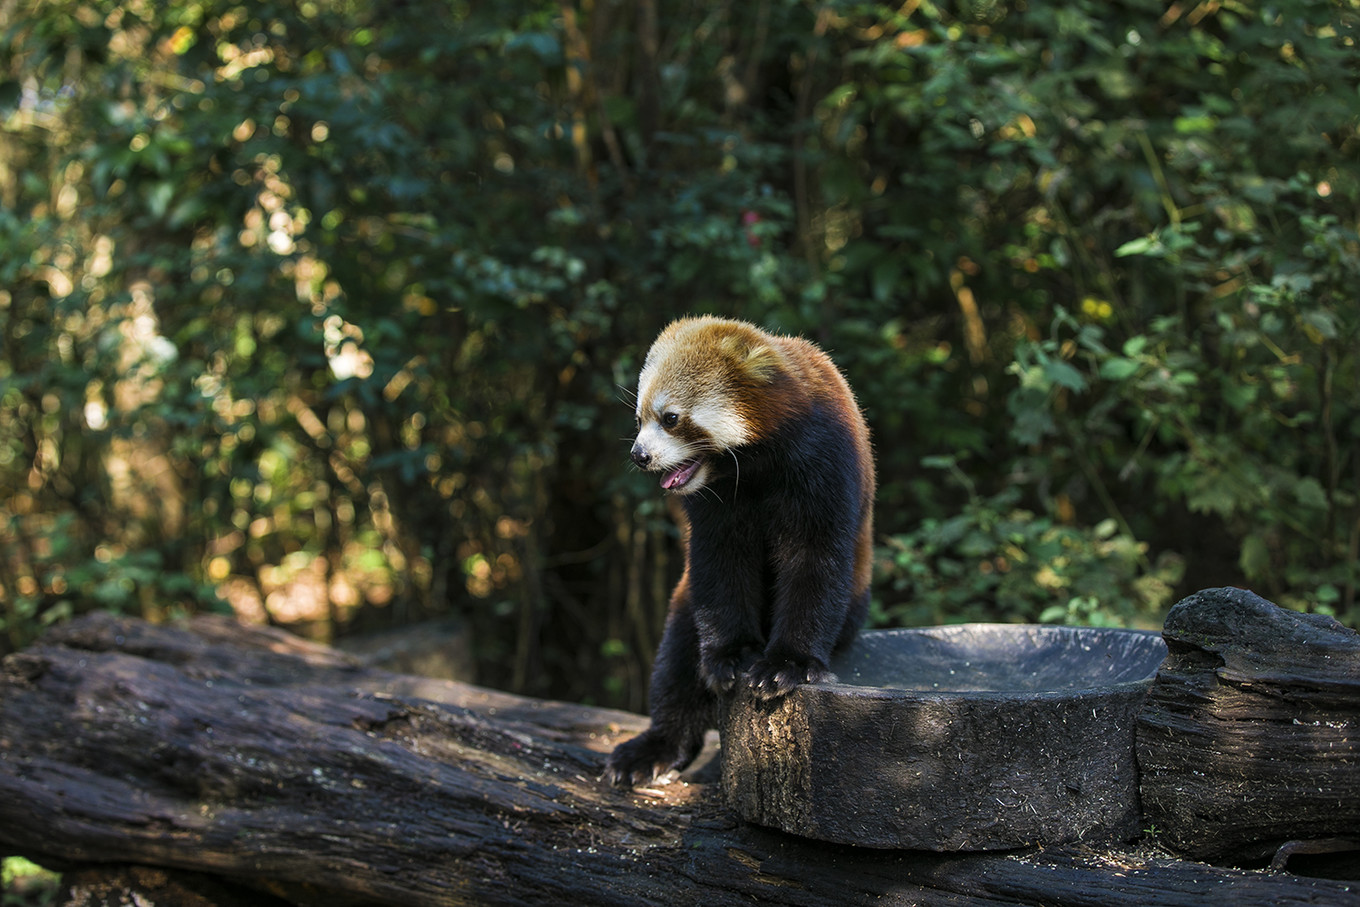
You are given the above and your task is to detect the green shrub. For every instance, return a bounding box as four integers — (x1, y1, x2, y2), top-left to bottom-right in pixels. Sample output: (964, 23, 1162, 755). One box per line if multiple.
(1, 0, 1356, 705)
(878, 456, 1183, 629)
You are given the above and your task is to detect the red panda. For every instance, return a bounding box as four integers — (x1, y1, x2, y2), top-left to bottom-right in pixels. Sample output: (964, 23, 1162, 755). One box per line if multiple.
(605, 315, 874, 787)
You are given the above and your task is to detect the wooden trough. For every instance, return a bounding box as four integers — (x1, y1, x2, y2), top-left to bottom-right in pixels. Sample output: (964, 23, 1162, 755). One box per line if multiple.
(722, 624, 1167, 850)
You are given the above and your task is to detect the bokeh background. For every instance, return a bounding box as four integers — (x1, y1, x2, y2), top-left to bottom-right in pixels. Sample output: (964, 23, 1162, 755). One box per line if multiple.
(2, 0, 1357, 709)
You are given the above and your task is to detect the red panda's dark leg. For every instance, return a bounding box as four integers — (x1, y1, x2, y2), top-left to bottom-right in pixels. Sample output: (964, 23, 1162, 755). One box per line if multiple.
(745, 410, 871, 699)
(747, 522, 860, 699)
(604, 594, 713, 786)
(682, 500, 767, 691)
(837, 586, 871, 650)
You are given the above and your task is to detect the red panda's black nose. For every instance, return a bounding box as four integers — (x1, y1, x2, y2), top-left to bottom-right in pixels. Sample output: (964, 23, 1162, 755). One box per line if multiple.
(631, 445, 651, 468)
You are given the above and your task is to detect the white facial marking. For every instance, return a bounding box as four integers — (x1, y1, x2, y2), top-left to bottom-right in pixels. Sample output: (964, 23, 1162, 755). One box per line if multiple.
(635, 371, 660, 417)
(634, 421, 681, 463)
(689, 401, 750, 449)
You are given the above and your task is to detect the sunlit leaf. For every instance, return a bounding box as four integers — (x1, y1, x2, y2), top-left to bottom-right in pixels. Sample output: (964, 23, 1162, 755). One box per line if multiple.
(1115, 236, 1160, 258)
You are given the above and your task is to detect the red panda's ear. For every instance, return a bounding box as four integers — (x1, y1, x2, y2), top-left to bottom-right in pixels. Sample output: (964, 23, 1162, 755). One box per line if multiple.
(739, 343, 782, 384)
(717, 329, 781, 384)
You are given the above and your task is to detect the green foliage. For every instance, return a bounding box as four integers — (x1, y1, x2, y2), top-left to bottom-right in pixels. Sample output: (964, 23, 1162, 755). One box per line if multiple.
(878, 456, 1183, 629)
(0, 0, 818, 698)
(833, 0, 1360, 624)
(0, 0, 1356, 705)
(1010, 238, 1360, 614)
(1, 856, 60, 907)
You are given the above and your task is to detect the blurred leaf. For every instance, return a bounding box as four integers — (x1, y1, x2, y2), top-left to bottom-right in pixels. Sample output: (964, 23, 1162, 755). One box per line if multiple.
(1239, 533, 1272, 581)
(1099, 357, 1140, 380)
(1043, 359, 1085, 393)
(1115, 236, 1161, 258)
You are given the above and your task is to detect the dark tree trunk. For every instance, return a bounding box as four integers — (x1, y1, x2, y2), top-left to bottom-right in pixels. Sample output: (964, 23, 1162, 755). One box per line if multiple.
(1, 612, 1357, 906)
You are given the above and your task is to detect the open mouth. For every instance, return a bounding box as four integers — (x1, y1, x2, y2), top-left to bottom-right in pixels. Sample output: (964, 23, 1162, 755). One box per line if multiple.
(660, 458, 703, 490)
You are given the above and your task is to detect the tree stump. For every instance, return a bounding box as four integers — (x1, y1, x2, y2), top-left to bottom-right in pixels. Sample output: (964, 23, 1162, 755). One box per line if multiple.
(1136, 587, 1360, 863)
(721, 625, 1165, 850)
(1, 611, 1358, 905)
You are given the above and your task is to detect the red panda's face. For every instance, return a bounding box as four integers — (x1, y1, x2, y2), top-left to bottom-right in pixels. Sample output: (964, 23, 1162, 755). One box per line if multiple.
(630, 391, 748, 494)
(629, 318, 772, 495)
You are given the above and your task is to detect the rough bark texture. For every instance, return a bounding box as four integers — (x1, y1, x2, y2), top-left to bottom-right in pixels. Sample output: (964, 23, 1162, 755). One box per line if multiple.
(1137, 587, 1360, 863)
(1, 612, 1357, 906)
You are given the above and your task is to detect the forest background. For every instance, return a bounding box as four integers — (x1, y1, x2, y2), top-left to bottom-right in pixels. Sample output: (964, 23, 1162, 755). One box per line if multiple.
(1, 0, 1358, 710)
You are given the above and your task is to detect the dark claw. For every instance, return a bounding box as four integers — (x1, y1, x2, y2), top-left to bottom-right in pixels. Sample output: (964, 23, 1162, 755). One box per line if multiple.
(744, 656, 832, 700)
(701, 647, 757, 694)
(603, 728, 702, 788)
(704, 656, 741, 693)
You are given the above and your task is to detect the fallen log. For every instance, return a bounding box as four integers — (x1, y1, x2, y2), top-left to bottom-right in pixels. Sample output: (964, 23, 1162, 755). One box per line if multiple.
(1, 612, 1357, 906)
(1136, 587, 1360, 864)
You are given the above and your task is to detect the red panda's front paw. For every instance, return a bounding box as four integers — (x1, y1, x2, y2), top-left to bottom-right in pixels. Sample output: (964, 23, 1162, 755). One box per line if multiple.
(745, 655, 833, 700)
(604, 728, 703, 787)
(700, 647, 756, 693)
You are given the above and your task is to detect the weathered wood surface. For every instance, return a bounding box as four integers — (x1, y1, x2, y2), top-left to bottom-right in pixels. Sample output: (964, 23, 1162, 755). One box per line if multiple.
(1137, 587, 1360, 864)
(722, 626, 1165, 850)
(2, 612, 1358, 906)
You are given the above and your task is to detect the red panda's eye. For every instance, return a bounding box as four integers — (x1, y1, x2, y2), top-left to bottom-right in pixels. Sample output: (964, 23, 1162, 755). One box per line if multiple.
(661, 412, 680, 428)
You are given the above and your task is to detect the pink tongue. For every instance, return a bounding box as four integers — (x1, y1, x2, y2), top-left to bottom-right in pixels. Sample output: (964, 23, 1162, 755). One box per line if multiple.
(661, 459, 700, 489)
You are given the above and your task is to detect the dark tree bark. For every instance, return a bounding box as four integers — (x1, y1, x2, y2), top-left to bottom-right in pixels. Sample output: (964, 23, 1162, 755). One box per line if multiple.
(1137, 587, 1360, 864)
(1, 612, 1357, 906)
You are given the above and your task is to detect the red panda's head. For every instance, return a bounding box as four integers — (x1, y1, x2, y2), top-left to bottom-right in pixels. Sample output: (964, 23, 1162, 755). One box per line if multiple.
(630, 317, 786, 494)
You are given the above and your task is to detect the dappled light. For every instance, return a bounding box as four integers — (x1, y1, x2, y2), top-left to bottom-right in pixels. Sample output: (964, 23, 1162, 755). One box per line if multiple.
(0, 0, 1357, 708)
